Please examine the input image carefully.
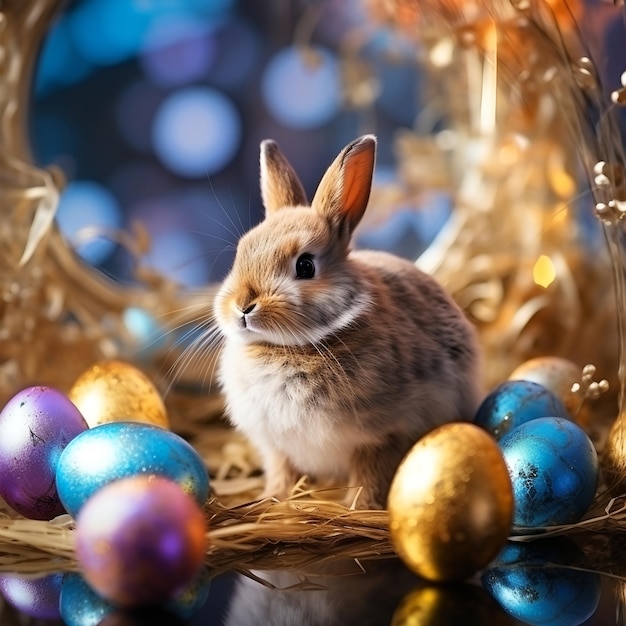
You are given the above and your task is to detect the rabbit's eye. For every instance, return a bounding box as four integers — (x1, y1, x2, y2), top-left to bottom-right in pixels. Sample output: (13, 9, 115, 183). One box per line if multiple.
(295, 253, 315, 279)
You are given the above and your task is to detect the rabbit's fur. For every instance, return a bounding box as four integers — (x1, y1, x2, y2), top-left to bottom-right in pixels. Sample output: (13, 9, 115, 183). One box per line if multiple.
(214, 135, 481, 508)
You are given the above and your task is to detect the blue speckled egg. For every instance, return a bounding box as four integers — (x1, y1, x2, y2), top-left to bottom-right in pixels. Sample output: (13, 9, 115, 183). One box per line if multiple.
(482, 541, 601, 626)
(474, 380, 570, 440)
(56, 422, 209, 519)
(499, 417, 598, 527)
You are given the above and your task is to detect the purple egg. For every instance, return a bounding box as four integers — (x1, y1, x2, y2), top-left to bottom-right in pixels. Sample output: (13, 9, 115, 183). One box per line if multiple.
(75, 475, 207, 608)
(0, 386, 88, 519)
(0, 572, 63, 619)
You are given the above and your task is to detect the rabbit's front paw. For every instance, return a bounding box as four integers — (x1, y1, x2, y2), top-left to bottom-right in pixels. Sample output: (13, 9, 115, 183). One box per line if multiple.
(260, 452, 301, 501)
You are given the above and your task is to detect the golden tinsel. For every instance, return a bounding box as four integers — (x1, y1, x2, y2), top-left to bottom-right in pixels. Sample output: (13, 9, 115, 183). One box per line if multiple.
(362, 0, 623, 400)
(0, 0, 221, 409)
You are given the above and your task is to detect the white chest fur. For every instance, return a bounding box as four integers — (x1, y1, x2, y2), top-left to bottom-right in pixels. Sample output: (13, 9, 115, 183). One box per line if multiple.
(218, 341, 376, 479)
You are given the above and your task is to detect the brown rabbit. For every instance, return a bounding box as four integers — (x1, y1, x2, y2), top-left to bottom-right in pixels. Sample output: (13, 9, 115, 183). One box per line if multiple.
(214, 135, 482, 509)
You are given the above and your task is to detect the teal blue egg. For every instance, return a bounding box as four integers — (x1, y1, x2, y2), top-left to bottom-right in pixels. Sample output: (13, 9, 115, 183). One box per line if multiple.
(482, 540, 601, 626)
(474, 380, 570, 440)
(55, 422, 209, 519)
(499, 417, 598, 527)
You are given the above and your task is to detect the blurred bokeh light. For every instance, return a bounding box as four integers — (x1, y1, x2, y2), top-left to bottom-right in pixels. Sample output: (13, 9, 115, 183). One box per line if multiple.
(139, 17, 217, 88)
(55, 181, 123, 265)
(261, 46, 341, 129)
(152, 87, 242, 178)
(31, 0, 432, 287)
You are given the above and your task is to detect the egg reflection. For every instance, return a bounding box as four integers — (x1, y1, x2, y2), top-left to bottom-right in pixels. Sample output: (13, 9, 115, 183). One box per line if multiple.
(0, 572, 63, 620)
(481, 540, 601, 626)
(391, 582, 516, 626)
(60, 573, 112, 626)
(60, 569, 211, 626)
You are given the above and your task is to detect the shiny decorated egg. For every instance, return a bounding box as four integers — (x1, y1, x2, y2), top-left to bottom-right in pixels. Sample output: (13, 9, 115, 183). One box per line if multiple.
(56, 421, 209, 518)
(474, 380, 570, 440)
(508, 356, 582, 420)
(388, 423, 513, 582)
(0, 572, 64, 620)
(499, 417, 598, 527)
(0, 386, 89, 519)
(482, 541, 601, 626)
(68, 359, 169, 429)
(75, 475, 207, 607)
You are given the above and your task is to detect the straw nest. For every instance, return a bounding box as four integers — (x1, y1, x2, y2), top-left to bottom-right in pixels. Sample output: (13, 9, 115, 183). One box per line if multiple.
(0, 411, 624, 578)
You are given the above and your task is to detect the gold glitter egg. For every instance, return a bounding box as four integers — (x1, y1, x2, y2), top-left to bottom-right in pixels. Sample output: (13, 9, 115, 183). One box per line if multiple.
(508, 356, 582, 421)
(387, 423, 513, 582)
(69, 360, 169, 429)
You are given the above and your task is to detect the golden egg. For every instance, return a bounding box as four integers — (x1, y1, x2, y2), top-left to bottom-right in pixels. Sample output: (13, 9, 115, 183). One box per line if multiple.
(391, 583, 515, 626)
(69, 360, 169, 429)
(387, 423, 513, 583)
(508, 356, 582, 422)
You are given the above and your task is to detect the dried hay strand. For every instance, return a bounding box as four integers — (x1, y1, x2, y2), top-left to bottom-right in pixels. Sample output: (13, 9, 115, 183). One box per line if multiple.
(204, 486, 393, 574)
(1, 468, 626, 577)
(510, 490, 626, 540)
(0, 483, 393, 576)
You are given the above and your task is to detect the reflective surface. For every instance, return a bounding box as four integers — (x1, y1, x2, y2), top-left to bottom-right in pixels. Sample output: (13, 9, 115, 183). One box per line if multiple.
(0, 537, 622, 626)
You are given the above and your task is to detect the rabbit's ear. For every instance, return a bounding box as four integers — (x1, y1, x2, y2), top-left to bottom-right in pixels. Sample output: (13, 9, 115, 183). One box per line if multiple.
(312, 135, 376, 236)
(260, 140, 308, 215)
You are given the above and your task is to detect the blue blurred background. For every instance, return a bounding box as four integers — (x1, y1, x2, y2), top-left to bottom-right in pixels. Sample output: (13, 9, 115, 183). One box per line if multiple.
(29, 0, 626, 293)
(30, 0, 430, 288)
